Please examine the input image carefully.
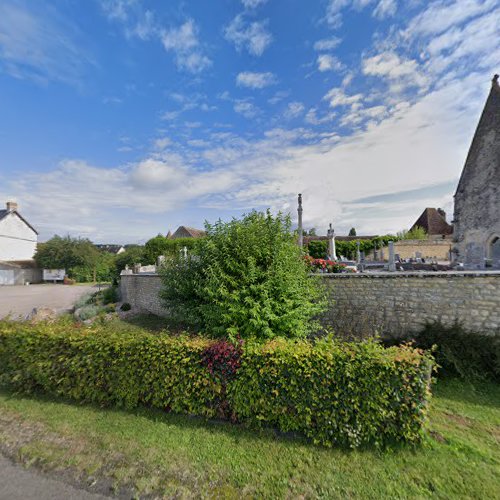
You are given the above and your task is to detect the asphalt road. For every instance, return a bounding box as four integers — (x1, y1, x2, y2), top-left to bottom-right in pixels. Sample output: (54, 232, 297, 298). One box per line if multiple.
(0, 455, 108, 500)
(0, 284, 97, 319)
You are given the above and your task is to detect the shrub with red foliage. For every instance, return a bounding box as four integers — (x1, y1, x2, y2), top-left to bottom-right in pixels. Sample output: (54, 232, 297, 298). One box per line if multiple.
(202, 339, 243, 381)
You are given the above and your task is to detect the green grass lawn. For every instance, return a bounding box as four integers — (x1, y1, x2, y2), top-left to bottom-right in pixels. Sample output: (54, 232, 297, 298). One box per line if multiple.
(0, 379, 499, 499)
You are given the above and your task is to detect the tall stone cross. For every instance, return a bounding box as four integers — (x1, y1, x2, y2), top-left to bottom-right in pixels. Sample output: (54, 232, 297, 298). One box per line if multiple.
(327, 223, 337, 261)
(297, 193, 304, 249)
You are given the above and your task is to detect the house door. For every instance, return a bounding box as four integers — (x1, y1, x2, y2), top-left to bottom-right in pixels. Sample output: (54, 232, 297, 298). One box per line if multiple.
(0, 270, 15, 285)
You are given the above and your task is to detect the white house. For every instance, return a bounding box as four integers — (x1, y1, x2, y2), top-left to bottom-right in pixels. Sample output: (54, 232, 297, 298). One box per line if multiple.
(0, 201, 38, 262)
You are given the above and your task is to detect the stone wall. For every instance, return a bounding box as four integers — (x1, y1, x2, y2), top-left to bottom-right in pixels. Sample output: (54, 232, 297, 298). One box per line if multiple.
(120, 273, 166, 317)
(322, 271, 500, 337)
(392, 240, 452, 261)
(120, 271, 500, 336)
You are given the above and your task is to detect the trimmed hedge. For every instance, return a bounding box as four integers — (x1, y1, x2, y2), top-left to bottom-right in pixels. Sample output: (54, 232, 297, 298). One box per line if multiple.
(0, 321, 434, 448)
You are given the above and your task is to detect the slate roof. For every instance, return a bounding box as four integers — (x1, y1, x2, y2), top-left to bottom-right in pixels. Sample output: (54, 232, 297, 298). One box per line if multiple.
(0, 209, 38, 235)
(410, 208, 453, 235)
(95, 244, 125, 254)
(170, 226, 206, 239)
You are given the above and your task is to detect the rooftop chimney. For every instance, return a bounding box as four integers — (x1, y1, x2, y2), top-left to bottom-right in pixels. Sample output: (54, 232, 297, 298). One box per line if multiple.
(6, 201, 18, 212)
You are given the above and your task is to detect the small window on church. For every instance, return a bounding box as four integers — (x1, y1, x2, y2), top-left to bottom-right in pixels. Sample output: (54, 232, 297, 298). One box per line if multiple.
(490, 237, 500, 261)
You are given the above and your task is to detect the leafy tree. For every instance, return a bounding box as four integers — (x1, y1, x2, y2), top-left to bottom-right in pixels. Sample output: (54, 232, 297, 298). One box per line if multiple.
(398, 226, 427, 240)
(35, 235, 99, 271)
(143, 235, 201, 264)
(349, 227, 357, 236)
(143, 234, 170, 264)
(71, 252, 116, 283)
(307, 228, 317, 236)
(308, 240, 328, 259)
(113, 246, 145, 282)
(160, 210, 326, 340)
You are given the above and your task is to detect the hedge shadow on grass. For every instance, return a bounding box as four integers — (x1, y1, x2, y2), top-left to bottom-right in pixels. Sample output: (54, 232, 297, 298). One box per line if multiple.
(0, 385, 417, 453)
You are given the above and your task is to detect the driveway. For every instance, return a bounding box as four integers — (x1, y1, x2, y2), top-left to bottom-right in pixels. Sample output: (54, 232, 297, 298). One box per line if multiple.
(0, 454, 108, 499)
(0, 284, 97, 319)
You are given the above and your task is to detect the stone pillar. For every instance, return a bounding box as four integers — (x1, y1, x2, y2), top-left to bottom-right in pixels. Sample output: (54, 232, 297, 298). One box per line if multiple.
(356, 241, 361, 264)
(388, 241, 396, 272)
(297, 193, 303, 249)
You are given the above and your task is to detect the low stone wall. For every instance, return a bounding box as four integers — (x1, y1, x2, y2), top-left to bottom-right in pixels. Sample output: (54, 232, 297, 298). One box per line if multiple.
(120, 271, 500, 336)
(322, 271, 500, 337)
(120, 273, 166, 317)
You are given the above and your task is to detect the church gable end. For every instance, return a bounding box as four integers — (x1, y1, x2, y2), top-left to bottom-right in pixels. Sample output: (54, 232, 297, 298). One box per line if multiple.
(453, 75, 500, 268)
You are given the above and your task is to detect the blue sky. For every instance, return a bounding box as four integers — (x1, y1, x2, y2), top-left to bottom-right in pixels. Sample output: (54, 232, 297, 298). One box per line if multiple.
(0, 0, 499, 243)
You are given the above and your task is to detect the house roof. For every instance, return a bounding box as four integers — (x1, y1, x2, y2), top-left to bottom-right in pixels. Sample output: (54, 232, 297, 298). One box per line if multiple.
(0, 209, 38, 235)
(410, 208, 453, 235)
(170, 226, 206, 239)
(95, 244, 125, 254)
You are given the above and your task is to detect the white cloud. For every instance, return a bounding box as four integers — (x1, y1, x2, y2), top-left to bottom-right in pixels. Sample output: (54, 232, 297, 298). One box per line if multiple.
(0, 1, 92, 85)
(101, 1, 157, 40)
(234, 101, 260, 118)
(100, 0, 136, 22)
(362, 51, 429, 91)
(236, 71, 276, 88)
(161, 20, 211, 73)
(317, 54, 344, 72)
(314, 37, 342, 51)
(373, 0, 397, 19)
(324, 87, 363, 108)
(241, 0, 268, 7)
(363, 52, 417, 79)
(154, 137, 171, 150)
(405, 0, 497, 37)
(224, 14, 272, 56)
(284, 102, 305, 119)
(305, 108, 337, 125)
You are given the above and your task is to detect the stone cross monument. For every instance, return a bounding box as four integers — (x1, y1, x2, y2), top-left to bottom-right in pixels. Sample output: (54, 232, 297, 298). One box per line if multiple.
(297, 193, 304, 249)
(327, 223, 337, 260)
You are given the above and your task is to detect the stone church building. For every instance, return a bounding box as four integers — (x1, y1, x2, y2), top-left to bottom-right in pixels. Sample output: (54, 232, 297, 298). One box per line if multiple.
(453, 74, 500, 269)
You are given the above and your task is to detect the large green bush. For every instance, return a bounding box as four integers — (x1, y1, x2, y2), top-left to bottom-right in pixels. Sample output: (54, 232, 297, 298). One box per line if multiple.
(386, 322, 500, 381)
(0, 321, 434, 448)
(143, 235, 201, 264)
(307, 235, 400, 260)
(160, 210, 326, 340)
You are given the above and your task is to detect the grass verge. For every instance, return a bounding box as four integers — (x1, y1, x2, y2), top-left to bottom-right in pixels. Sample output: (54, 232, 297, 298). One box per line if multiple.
(0, 379, 498, 498)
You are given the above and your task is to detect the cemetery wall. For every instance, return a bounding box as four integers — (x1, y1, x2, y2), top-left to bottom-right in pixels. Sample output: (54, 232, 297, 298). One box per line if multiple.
(120, 273, 166, 317)
(322, 271, 500, 336)
(366, 239, 452, 261)
(120, 271, 500, 336)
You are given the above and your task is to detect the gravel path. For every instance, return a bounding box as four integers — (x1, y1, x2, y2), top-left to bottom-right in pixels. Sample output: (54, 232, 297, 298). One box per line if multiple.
(0, 284, 97, 319)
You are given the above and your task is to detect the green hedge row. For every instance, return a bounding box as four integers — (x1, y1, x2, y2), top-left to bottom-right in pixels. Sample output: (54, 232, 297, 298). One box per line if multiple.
(0, 321, 434, 448)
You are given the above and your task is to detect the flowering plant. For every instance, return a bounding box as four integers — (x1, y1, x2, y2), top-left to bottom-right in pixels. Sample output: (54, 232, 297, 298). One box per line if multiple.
(303, 256, 348, 273)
